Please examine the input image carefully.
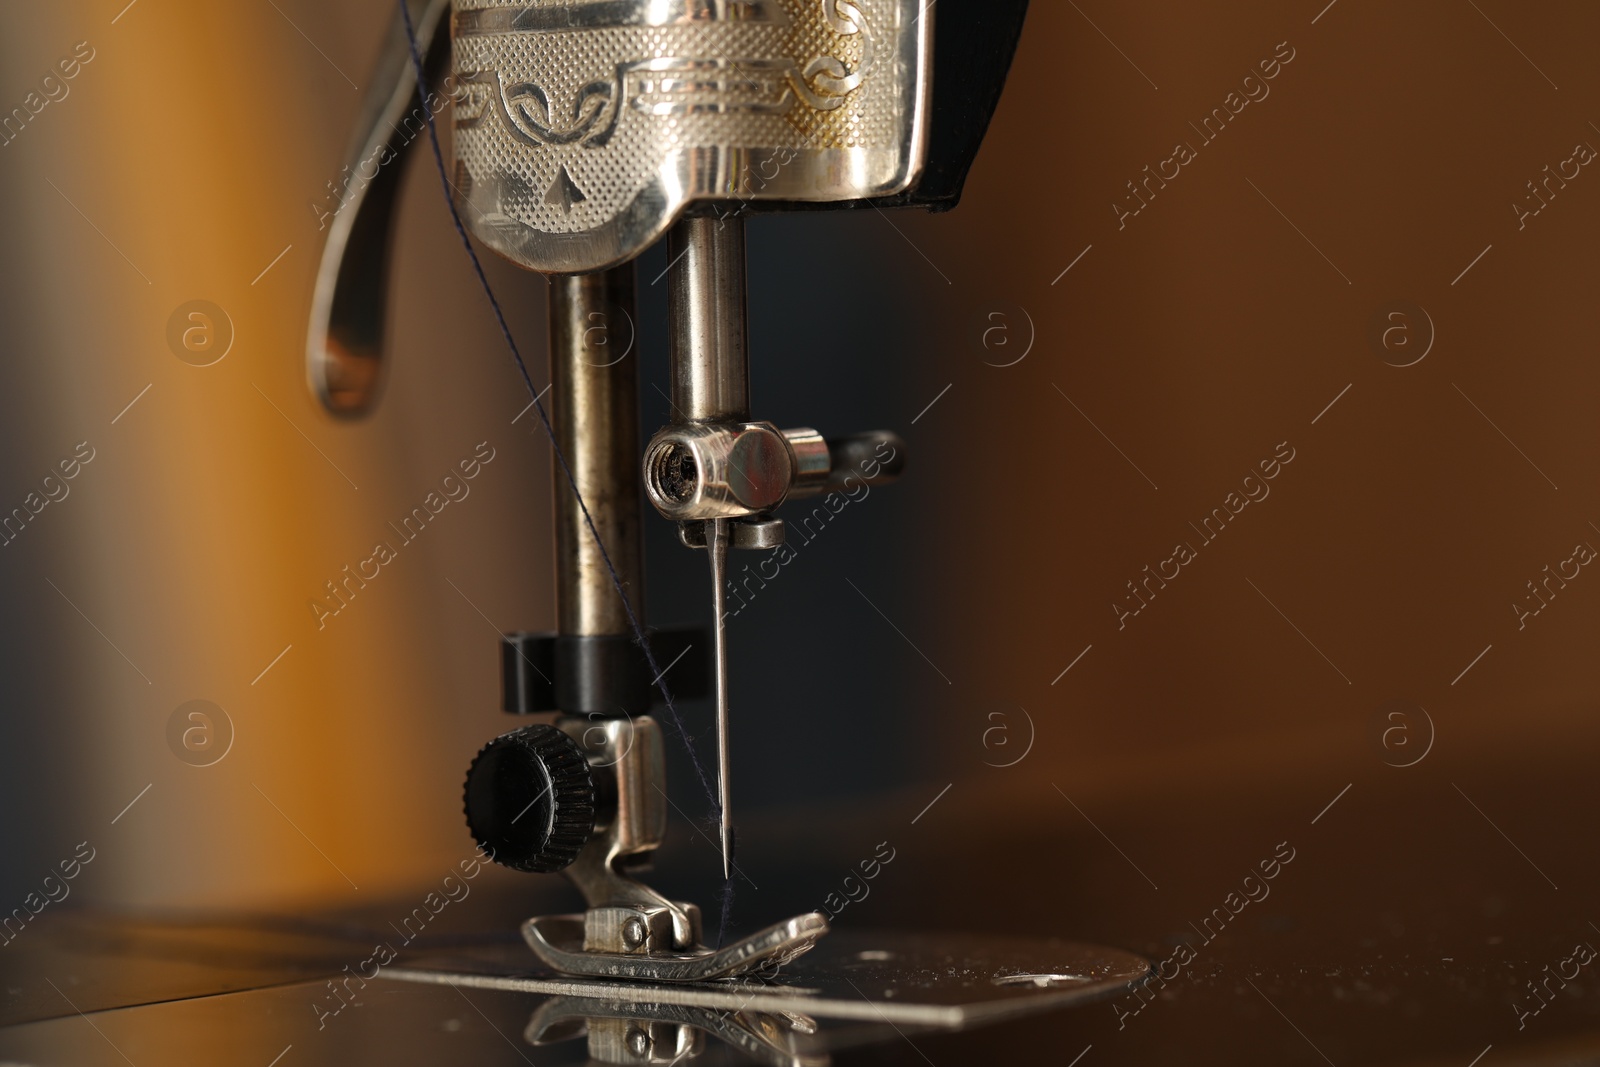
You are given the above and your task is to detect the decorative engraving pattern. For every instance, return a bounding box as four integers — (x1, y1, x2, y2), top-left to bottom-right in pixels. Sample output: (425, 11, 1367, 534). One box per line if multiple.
(805, 0, 873, 102)
(545, 165, 589, 212)
(450, 0, 925, 269)
(503, 78, 618, 144)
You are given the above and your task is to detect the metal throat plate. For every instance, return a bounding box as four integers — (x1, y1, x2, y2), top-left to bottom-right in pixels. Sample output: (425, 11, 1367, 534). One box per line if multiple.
(383, 928, 1150, 1027)
(450, 0, 933, 273)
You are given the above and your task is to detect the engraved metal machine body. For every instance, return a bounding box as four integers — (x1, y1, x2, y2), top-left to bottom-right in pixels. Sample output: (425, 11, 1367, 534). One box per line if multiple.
(450, 0, 932, 274)
(306, 0, 1150, 1016)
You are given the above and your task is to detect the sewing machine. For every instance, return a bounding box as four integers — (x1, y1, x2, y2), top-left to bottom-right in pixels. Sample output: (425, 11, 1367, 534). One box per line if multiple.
(9, 3, 1600, 1065)
(300, 0, 1146, 1055)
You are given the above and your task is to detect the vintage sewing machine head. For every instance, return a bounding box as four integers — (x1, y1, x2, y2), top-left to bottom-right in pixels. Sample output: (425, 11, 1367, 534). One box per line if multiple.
(304, 0, 1145, 1036)
(309, 0, 1031, 414)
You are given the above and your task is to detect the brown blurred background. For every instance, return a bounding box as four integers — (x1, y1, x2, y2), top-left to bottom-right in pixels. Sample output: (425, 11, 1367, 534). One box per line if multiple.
(2, 0, 1600, 1062)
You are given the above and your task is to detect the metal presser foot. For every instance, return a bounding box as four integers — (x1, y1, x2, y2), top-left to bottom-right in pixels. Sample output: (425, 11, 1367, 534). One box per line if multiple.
(462, 696, 829, 982)
(307, 0, 1150, 1009)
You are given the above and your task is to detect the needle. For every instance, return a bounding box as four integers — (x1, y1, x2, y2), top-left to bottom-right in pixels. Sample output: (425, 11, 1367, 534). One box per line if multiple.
(707, 517, 733, 880)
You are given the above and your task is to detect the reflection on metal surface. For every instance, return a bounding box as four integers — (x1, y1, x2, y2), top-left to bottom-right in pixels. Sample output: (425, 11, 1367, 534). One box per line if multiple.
(454, 1, 794, 34)
(0, 913, 387, 1029)
(527, 995, 830, 1066)
(990, 972, 1092, 988)
(0, 959, 1077, 1066)
(385, 928, 1151, 1026)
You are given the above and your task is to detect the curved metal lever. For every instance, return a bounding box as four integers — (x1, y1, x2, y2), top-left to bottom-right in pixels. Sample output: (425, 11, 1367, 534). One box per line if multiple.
(305, 0, 450, 418)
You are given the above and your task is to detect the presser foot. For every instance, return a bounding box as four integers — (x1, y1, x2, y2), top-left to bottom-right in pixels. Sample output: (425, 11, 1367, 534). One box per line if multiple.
(522, 911, 830, 983)
(464, 715, 830, 982)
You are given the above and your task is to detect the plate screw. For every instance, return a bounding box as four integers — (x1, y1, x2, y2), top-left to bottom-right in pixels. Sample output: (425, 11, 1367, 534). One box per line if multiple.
(626, 1027, 652, 1056)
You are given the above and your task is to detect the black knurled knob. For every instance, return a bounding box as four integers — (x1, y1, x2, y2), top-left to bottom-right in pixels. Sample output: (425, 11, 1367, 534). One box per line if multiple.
(464, 724, 596, 873)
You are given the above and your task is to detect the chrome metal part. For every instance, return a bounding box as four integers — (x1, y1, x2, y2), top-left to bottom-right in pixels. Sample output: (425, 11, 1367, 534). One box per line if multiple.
(306, 0, 451, 416)
(678, 517, 787, 551)
(782, 428, 832, 494)
(385, 929, 1151, 1026)
(643, 421, 794, 521)
(557, 715, 701, 952)
(547, 714, 833, 982)
(550, 268, 646, 638)
(707, 517, 733, 881)
(669, 217, 751, 423)
(522, 911, 830, 982)
(648, 426, 907, 519)
(450, 1, 935, 273)
(786, 430, 908, 500)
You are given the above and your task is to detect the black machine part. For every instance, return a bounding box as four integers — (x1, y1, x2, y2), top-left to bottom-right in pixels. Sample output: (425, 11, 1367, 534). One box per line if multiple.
(464, 723, 599, 874)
